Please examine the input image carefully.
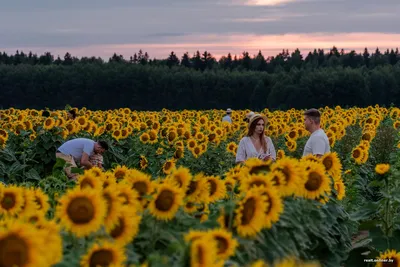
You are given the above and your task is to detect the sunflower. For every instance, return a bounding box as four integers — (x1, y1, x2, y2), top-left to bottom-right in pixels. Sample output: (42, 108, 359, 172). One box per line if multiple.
(334, 179, 346, 201)
(56, 188, 106, 237)
(139, 132, 150, 144)
(103, 186, 123, 231)
(257, 186, 284, 229)
(184, 229, 207, 243)
(116, 183, 141, 210)
(156, 147, 164, 155)
(32, 188, 50, 214)
(0, 185, 24, 216)
(190, 236, 219, 267)
(0, 221, 48, 267)
(108, 206, 141, 246)
(207, 228, 239, 260)
(148, 183, 184, 221)
(226, 142, 238, 155)
(165, 166, 192, 192)
(34, 219, 63, 265)
(270, 157, 305, 197)
(375, 164, 390, 175)
(43, 117, 55, 130)
(351, 147, 365, 165)
(376, 249, 400, 267)
(320, 152, 342, 179)
(184, 201, 198, 214)
(239, 174, 275, 193)
(162, 158, 176, 175)
(234, 187, 267, 238)
(124, 170, 154, 206)
(300, 161, 332, 200)
(185, 174, 210, 203)
(18, 188, 37, 217)
(174, 147, 184, 159)
(111, 165, 128, 181)
(80, 241, 126, 267)
(242, 158, 272, 176)
(77, 172, 103, 191)
(206, 176, 227, 203)
(139, 155, 148, 170)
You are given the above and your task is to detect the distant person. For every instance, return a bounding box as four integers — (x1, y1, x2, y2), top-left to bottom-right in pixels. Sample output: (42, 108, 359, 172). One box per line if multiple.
(56, 138, 109, 180)
(222, 108, 233, 123)
(302, 108, 330, 158)
(243, 111, 255, 123)
(236, 113, 276, 164)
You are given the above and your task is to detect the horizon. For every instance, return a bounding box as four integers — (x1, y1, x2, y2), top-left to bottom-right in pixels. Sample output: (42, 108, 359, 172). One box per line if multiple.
(1, 1, 399, 60)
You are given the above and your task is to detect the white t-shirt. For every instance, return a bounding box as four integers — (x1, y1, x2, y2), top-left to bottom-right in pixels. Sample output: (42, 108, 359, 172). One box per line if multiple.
(236, 136, 276, 163)
(222, 115, 232, 123)
(57, 138, 95, 162)
(302, 129, 330, 157)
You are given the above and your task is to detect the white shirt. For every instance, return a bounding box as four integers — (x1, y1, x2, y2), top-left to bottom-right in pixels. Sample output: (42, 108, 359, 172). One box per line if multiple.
(303, 129, 330, 157)
(235, 136, 276, 163)
(222, 115, 232, 123)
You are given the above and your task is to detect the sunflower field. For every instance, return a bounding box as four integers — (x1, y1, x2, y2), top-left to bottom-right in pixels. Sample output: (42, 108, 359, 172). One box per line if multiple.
(0, 106, 400, 267)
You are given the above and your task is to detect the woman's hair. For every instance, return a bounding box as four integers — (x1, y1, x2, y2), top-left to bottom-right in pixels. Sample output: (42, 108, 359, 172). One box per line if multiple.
(247, 117, 268, 153)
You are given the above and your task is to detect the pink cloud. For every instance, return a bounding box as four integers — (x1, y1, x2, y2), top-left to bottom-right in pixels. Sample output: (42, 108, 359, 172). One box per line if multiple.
(2, 32, 399, 60)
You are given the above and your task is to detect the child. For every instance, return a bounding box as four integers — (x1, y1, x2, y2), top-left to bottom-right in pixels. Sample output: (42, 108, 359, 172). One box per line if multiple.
(89, 152, 105, 171)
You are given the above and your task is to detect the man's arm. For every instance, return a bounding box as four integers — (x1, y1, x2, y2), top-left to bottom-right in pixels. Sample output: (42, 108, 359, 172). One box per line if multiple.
(80, 152, 93, 169)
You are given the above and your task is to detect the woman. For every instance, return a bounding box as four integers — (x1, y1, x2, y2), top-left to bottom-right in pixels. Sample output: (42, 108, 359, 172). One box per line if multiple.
(235, 113, 276, 164)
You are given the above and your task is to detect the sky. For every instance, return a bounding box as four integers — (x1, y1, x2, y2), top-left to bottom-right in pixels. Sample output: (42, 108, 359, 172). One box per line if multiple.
(1, 0, 400, 60)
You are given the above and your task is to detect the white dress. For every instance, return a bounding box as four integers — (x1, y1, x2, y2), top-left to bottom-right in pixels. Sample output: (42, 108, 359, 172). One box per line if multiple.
(235, 136, 276, 163)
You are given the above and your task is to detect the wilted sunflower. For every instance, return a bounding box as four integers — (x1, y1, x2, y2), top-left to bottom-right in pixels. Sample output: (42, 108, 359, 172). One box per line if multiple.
(234, 187, 267, 238)
(148, 183, 184, 221)
(300, 161, 332, 200)
(108, 206, 141, 246)
(0, 221, 48, 267)
(56, 188, 106, 237)
(0, 185, 24, 216)
(207, 228, 239, 260)
(80, 241, 126, 267)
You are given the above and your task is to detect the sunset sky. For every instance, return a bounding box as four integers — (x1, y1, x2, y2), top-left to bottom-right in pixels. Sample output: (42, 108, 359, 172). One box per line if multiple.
(1, 0, 399, 59)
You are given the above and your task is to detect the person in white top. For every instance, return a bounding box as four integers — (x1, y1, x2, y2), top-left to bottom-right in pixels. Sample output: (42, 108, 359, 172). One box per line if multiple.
(302, 108, 330, 158)
(222, 108, 233, 123)
(235, 113, 276, 164)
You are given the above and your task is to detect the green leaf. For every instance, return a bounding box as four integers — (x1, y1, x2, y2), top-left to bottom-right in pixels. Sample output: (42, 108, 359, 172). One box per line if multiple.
(25, 168, 41, 181)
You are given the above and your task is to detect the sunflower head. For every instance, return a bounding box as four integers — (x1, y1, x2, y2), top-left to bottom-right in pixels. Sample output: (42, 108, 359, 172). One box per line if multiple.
(375, 163, 390, 175)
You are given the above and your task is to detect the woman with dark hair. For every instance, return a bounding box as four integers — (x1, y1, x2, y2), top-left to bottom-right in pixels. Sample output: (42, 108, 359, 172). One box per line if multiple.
(235, 113, 276, 164)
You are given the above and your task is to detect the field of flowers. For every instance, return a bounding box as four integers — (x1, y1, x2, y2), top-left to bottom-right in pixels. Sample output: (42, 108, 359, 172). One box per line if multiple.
(0, 106, 400, 267)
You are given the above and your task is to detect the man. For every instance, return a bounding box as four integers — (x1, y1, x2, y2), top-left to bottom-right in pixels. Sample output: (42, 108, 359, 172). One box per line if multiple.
(303, 108, 330, 158)
(56, 138, 109, 180)
(222, 108, 233, 123)
(243, 111, 255, 122)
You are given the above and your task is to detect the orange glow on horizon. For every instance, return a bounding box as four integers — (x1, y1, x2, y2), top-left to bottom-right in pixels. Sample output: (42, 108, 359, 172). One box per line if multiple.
(1, 32, 399, 60)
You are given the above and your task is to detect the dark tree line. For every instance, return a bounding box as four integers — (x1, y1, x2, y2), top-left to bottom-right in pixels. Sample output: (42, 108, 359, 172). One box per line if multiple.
(0, 47, 400, 111)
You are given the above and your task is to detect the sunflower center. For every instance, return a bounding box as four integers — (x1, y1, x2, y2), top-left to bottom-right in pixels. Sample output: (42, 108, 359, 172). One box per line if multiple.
(352, 149, 361, 158)
(208, 180, 217, 196)
(186, 181, 198, 195)
(250, 180, 266, 189)
(197, 245, 205, 265)
(164, 162, 172, 171)
(272, 174, 281, 186)
(0, 234, 28, 267)
(67, 197, 95, 224)
(249, 165, 270, 175)
(1, 193, 16, 210)
(280, 167, 290, 183)
(241, 198, 256, 225)
(186, 202, 194, 209)
(80, 179, 94, 190)
(215, 236, 229, 254)
(114, 171, 125, 180)
(155, 190, 174, 211)
(110, 217, 125, 239)
(103, 193, 113, 217)
(29, 215, 39, 223)
(133, 182, 148, 196)
(322, 158, 333, 171)
(89, 249, 114, 267)
(305, 172, 322, 191)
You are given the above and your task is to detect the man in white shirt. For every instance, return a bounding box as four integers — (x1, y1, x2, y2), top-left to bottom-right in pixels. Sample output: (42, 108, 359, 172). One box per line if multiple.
(222, 108, 233, 123)
(56, 138, 109, 180)
(302, 108, 330, 158)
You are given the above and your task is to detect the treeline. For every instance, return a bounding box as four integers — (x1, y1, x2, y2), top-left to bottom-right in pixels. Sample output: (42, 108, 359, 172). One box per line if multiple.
(0, 63, 399, 110)
(1, 46, 400, 72)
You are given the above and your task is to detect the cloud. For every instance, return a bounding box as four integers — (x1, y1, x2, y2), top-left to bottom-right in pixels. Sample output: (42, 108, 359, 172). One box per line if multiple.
(0, 0, 399, 57)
